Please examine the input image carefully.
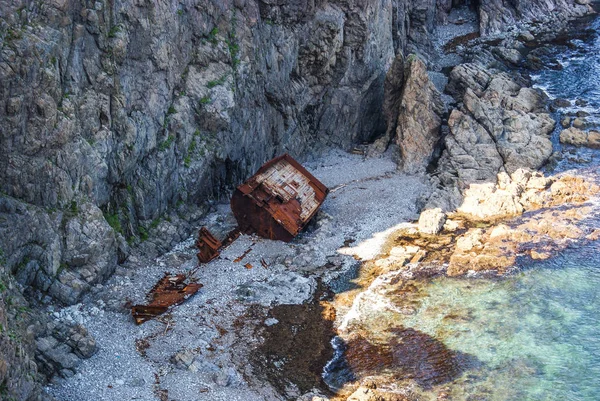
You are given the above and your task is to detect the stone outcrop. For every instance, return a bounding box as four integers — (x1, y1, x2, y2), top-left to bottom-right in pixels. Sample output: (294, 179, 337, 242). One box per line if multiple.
(369, 54, 444, 173)
(418, 208, 446, 235)
(438, 63, 554, 192)
(35, 321, 96, 379)
(395, 56, 445, 174)
(0, 265, 96, 399)
(0, 266, 46, 401)
(406, 171, 600, 277)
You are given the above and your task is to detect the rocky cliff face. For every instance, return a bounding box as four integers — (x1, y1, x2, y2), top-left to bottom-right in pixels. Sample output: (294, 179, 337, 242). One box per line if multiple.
(0, 0, 450, 304)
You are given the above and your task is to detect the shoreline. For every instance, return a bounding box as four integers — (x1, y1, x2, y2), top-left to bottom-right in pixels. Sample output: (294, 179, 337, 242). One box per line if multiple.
(16, 5, 600, 401)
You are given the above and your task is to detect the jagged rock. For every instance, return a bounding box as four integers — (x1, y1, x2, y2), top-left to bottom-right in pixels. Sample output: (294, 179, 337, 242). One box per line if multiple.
(368, 53, 406, 156)
(439, 65, 554, 190)
(446, 63, 492, 99)
(395, 56, 444, 173)
(418, 208, 446, 235)
(35, 321, 96, 378)
(459, 183, 524, 220)
(0, 267, 47, 401)
(479, 0, 589, 35)
(492, 47, 523, 65)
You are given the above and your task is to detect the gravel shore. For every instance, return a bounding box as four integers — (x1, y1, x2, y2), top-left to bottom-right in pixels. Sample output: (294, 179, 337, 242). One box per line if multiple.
(45, 150, 431, 401)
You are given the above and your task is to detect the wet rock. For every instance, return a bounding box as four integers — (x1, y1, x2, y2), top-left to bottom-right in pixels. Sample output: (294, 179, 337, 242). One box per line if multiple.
(344, 328, 469, 388)
(572, 117, 588, 129)
(418, 208, 447, 235)
(560, 128, 600, 148)
(561, 116, 571, 128)
(518, 31, 535, 42)
(551, 98, 572, 110)
(251, 298, 336, 396)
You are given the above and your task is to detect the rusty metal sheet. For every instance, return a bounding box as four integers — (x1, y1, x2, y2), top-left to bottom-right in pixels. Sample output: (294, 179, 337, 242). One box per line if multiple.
(131, 273, 202, 325)
(196, 227, 222, 264)
(230, 154, 329, 242)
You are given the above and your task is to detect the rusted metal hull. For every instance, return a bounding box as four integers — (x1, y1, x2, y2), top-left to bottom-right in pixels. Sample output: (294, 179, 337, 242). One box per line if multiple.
(131, 273, 203, 325)
(230, 154, 328, 242)
(196, 227, 222, 264)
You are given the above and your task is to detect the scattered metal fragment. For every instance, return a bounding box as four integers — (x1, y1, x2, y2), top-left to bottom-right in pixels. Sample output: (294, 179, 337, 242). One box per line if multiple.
(131, 273, 202, 325)
(192, 227, 241, 268)
(244, 263, 253, 269)
(261, 258, 269, 268)
(234, 247, 253, 263)
(230, 153, 329, 242)
(196, 227, 222, 263)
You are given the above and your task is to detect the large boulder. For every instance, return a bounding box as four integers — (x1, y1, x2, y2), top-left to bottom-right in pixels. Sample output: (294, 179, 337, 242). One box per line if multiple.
(438, 66, 554, 190)
(560, 128, 600, 148)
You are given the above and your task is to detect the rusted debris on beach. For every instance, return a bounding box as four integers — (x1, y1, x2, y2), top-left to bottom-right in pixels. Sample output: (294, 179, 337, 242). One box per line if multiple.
(194, 227, 241, 265)
(194, 154, 328, 264)
(131, 273, 202, 325)
(231, 153, 329, 242)
(234, 247, 253, 263)
(196, 227, 222, 263)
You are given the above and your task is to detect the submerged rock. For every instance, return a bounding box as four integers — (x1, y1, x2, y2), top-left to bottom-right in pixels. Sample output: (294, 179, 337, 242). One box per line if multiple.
(344, 327, 471, 389)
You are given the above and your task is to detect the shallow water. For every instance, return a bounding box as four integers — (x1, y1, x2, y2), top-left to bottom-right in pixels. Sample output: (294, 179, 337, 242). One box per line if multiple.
(399, 243, 600, 400)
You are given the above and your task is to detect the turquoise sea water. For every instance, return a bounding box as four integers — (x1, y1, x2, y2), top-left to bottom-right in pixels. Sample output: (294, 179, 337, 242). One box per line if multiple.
(400, 243, 600, 400)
